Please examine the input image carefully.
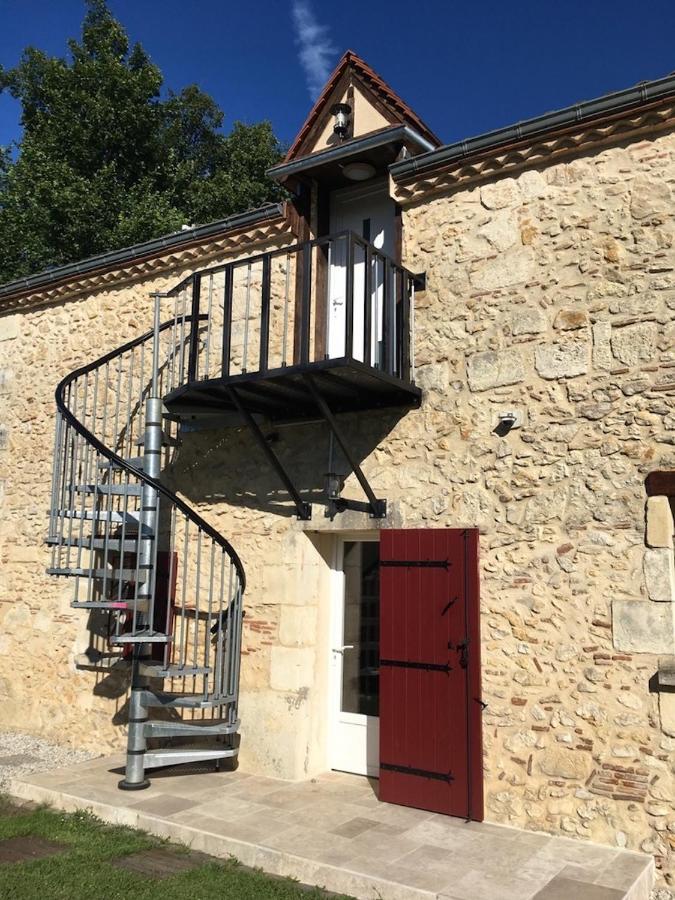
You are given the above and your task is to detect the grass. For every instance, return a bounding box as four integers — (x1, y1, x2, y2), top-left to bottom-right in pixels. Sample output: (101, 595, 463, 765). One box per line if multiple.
(0, 797, 354, 900)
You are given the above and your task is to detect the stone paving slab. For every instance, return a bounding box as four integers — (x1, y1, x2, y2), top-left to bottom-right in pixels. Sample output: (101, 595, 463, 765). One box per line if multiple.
(0, 836, 67, 864)
(8, 756, 655, 900)
(112, 847, 202, 879)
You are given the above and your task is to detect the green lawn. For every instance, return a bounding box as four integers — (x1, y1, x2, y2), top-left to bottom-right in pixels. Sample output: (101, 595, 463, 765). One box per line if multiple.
(0, 797, 354, 900)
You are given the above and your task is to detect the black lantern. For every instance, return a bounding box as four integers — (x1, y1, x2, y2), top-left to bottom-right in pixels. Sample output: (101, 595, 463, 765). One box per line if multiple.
(331, 102, 352, 139)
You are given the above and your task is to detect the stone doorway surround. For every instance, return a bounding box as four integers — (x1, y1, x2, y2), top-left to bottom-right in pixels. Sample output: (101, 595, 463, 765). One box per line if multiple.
(9, 755, 654, 900)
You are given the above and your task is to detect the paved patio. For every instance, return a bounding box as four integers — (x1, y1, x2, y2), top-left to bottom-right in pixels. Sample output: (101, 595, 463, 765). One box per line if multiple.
(9, 755, 654, 900)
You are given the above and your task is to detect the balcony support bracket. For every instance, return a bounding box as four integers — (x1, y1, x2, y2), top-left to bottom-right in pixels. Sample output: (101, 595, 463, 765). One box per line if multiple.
(302, 374, 387, 520)
(227, 386, 312, 521)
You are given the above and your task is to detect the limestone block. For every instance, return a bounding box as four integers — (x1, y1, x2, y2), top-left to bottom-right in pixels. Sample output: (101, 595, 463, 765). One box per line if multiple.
(535, 340, 589, 380)
(554, 309, 589, 330)
(612, 600, 675, 654)
(592, 321, 612, 370)
(480, 178, 521, 209)
(646, 497, 674, 549)
(630, 176, 672, 219)
(0, 370, 13, 396)
(466, 349, 524, 392)
(279, 605, 317, 648)
(538, 747, 593, 780)
(469, 247, 535, 292)
(511, 307, 547, 336)
(478, 211, 518, 251)
(659, 691, 675, 737)
(0, 316, 19, 342)
(270, 646, 315, 692)
(0, 426, 8, 451)
(610, 322, 657, 367)
(643, 548, 675, 602)
(415, 362, 449, 393)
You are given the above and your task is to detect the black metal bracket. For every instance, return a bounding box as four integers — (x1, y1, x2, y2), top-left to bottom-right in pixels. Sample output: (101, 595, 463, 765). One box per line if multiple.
(227, 386, 312, 521)
(381, 762, 454, 783)
(328, 497, 385, 516)
(380, 658, 452, 674)
(302, 373, 387, 519)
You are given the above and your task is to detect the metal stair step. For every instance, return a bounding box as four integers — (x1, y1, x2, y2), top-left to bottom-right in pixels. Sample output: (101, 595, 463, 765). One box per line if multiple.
(47, 566, 149, 579)
(139, 663, 211, 678)
(68, 484, 143, 497)
(110, 631, 173, 645)
(140, 689, 229, 710)
(142, 747, 236, 770)
(97, 456, 144, 471)
(143, 720, 236, 739)
(45, 536, 141, 552)
(53, 509, 149, 530)
(74, 650, 128, 670)
(71, 600, 149, 612)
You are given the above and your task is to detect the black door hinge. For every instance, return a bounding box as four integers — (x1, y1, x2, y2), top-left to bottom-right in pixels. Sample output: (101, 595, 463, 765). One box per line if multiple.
(381, 762, 454, 783)
(380, 559, 450, 569)
(380, 658, 451, 674)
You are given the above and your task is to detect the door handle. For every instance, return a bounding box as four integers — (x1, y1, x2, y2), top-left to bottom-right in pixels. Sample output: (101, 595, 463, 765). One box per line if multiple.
(333, 645, 354, 654)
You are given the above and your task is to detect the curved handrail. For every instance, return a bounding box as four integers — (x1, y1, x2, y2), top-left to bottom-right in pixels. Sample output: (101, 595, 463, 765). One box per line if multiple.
(55, 316, 246, 591)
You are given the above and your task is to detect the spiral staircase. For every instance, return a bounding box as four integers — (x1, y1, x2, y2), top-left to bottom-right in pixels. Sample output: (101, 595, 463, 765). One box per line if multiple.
(46, 231, 422, 790)
(46, 288, 246, 790)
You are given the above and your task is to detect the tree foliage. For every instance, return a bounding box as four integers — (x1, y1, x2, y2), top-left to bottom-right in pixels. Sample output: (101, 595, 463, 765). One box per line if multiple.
(0, 0, 285, 283)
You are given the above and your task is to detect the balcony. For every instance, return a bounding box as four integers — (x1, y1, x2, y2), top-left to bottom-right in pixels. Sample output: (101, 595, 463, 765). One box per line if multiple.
(162, 230, 422, 423)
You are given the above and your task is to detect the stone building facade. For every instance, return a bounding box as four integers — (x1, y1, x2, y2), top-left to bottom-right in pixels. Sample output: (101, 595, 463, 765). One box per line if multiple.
(1, 51, 675, 887)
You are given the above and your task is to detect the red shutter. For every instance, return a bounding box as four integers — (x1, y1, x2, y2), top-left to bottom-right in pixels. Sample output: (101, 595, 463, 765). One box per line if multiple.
(379, 529, 483, 820)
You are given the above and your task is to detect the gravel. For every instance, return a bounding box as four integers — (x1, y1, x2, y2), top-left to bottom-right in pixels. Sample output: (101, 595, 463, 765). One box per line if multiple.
(0, 731, 97, 791)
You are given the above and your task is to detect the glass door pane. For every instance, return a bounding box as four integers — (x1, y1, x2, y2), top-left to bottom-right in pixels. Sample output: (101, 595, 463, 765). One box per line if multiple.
(341, 541, 380, 717)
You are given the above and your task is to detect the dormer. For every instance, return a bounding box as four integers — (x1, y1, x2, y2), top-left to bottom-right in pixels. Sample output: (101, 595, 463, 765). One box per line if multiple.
(268, 51, 441, 197)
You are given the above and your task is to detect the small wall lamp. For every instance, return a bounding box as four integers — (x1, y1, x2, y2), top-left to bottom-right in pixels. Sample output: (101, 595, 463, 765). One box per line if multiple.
(331, 102, 352, 139)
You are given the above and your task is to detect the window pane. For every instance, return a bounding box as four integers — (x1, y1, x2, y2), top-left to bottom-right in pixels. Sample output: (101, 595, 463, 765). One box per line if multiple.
(341, 541, 379, 717)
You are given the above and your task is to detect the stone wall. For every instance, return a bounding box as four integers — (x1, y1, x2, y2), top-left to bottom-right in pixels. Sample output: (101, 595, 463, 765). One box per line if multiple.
(401, 132, 675, 886)
(1, 129, 675, 886)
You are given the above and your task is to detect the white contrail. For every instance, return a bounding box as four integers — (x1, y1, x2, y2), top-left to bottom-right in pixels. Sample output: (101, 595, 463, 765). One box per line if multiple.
(291, 0, 337, 99)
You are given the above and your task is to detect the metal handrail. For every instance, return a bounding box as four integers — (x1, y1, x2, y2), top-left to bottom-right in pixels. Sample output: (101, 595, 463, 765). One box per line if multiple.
(54, 316, 246, 589)
(164, 229, 414, 298)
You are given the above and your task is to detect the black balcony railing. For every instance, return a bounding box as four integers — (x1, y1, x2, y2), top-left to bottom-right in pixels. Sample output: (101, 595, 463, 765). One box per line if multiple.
(164, 231, 419, 390)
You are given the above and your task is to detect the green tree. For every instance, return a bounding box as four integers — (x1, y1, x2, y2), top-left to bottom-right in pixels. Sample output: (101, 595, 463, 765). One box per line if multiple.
(0, 0, 285, 283)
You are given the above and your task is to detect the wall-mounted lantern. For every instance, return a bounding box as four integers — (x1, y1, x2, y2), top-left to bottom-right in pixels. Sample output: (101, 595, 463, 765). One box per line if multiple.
(331, 102, 352, 139)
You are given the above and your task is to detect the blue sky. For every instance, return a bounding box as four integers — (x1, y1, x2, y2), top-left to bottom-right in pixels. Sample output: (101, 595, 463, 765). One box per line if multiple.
(1, 0, 675, 151)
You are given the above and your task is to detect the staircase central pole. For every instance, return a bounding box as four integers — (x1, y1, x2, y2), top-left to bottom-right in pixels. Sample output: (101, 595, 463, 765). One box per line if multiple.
(119, 296, 164, 790)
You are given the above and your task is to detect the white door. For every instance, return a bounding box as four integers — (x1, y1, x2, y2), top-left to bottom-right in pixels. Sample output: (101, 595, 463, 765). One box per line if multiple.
(329, 537, 380, 777)
(328, 183, 396, 362)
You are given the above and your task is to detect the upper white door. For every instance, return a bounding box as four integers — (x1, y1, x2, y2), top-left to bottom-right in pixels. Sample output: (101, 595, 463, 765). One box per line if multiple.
(329, 536, 380, 778)
(327, 183, 396, 362)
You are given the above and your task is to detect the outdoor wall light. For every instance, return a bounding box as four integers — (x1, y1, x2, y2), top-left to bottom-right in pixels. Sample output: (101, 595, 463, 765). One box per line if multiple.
(331, 102, 352, 138)
(342, 161, 376, 181)
(493, 410, 522, 437)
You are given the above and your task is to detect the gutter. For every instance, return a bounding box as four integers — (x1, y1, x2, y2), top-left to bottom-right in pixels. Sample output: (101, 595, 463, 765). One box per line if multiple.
(0, 203, 285, 300)
(268, 126, 436, 182)
(390, 73, 675, 180)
